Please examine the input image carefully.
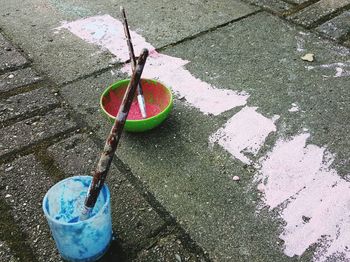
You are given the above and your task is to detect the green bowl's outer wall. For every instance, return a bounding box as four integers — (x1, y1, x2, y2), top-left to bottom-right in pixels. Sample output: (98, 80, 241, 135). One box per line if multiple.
(100, 79, 173, 132)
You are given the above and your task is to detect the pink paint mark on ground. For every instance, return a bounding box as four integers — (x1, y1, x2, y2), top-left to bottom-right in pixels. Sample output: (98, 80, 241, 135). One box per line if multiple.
(57, 15, 249, 115)
(56, 15, 154, 62)
(209, 107, 278, 164)
(122, 53, 249, 115)
(256, 133, 350, 261)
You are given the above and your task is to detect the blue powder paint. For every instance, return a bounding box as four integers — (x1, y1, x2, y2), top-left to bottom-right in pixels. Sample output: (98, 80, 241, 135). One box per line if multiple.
(42, 176, 112, 262)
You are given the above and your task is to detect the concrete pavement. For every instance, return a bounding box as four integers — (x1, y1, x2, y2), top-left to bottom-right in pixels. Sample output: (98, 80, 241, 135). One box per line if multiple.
(0, 0, 349, 261)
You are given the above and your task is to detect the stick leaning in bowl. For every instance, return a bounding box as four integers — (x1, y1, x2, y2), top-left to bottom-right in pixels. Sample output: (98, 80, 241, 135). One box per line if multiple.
(80, 48, 149, 220)
(120, 6, 147, 119)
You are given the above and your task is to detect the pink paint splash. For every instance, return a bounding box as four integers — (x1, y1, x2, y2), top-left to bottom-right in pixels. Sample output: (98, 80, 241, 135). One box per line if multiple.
(122, 53, 249, 116)
(57, 15, 249, 116)
(209, 107, 278, 164)
(56, 15, 154, 62)
(256, 133, 350, 261)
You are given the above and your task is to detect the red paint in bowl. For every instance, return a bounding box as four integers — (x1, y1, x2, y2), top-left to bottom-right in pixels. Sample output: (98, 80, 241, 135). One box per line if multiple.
(100, 79, 173, 132)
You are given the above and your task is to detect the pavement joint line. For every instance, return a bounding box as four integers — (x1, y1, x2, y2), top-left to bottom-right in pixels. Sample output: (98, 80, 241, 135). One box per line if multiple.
(310, 26, 350, 47)
(280, 0, 298, 5)
(80, 119, 212, 261)
(53, 5, 350, 89)
(266, 9, 350, 52)
(34, 147, 68, 183)
(94, 136, 212, 261)
(299, 3, 350, 29)
(0, 127, 79, 166)
(281, 0, 322, 16)
(0, 30, 34, 67)
(282, 0, 319, 6)
(0, 103, 61, 129)
(156, 9, 263, 53)
(55, 10, 262, 88)
(0, 62, 30, 75)
(56, 63, 122, 87)
(244, 0, 350, 48)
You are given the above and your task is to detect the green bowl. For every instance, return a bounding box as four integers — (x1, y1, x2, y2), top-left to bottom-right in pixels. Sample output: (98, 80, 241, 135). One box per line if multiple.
(100, 78, 173, 132)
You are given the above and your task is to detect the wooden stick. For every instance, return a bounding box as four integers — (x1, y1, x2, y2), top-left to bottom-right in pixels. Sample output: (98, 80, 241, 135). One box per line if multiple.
(120, 6, 147, 119)
(80, 49, 149, 220)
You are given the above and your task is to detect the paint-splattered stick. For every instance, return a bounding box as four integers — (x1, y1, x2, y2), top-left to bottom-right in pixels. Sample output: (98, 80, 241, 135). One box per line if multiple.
(120, 6, 147, 119)
(80, 49, 149, 220)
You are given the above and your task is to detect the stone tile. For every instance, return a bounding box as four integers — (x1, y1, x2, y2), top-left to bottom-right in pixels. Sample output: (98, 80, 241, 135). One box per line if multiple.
(0, 88, 60, 124)
(316, 11, 350, 40)
(47, 135, 167, 254)
(289, 0, 350, 28)
(0, 241, 18, 262)
(0, 154, 62, 262)
(343, 39, 350, 47)
(134, 234, 206, 262)
(0, 33, 28, 72)
(0, 67, 42, 94)
(244, 0, 293, 13)
(0, 108, 77, 157)
(0, 0, 257, 84)
(287, 0, 309, 3)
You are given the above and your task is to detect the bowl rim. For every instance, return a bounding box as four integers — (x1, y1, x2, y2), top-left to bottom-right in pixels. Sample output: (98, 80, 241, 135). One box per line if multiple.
(100, 78, 173, 122)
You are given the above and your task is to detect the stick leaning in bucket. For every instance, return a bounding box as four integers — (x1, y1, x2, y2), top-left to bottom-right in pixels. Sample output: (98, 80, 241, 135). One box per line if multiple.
(120, 6, 147, 119)
(80, 49, 149, 220)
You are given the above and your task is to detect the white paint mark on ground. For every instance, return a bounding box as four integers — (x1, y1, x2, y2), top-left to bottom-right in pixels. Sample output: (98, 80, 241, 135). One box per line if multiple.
(56, 15, 154, 62)
(57, 15, 249, 115)
(256, 133, 350, 261)
(288, 103, 299, 112)
(122, 53, 249, 115)
(209, 107, 278, 164)
(306, 62, 350, 78)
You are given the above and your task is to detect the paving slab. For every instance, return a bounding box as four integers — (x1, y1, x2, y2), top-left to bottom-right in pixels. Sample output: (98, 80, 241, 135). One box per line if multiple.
(58, 0, 258, 48)
(316, 11, 350, 40)
(0, 67, 42, 94)
(60, 11, 350, 261)
(0, 154, 62, 261)
(243, 0, 293, 13)
(0, 0, 114, 85)
(135, 234, 206, 262)
(0, 33, 28, 72)
(287, 0, 309, 4)
(0, 108, 77, 157)
(0, 241, 18, 262)
(0, 0, 257, 84)
(288, 0, 350, 28)
(0, 87, 60, 124)
(344, 39, 350, 47)
(47, 134, 167, 257)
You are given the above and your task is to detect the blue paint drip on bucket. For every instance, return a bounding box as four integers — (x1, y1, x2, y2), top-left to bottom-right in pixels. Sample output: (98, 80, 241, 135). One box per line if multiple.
(43, 176, 112, 262)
